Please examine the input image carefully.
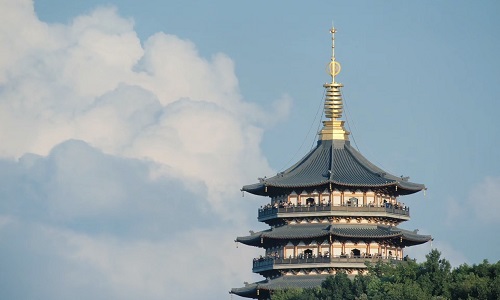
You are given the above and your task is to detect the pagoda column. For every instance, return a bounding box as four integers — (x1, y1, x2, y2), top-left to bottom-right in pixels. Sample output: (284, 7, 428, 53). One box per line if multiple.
(329, 235, 333, 258)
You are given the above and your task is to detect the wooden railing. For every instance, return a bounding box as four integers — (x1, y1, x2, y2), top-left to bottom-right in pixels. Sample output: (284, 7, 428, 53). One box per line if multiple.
(252, 254, 402, 270)
(258, 204, 409, 219)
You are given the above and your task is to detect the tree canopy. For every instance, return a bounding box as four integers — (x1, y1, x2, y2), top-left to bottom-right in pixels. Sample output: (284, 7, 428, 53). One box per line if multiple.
(271, 250, 500, 300)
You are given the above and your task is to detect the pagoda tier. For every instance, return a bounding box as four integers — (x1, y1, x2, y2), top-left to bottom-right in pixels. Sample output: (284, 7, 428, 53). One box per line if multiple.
(243, 139, 425, 197)
(237, 223, 431, 277)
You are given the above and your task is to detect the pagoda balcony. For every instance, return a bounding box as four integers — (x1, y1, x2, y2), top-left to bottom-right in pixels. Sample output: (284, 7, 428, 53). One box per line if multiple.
(252, 255, 402, 274)
(258, 204, 410, 223)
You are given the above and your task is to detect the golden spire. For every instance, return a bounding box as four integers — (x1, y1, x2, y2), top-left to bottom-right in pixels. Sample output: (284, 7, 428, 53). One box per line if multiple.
(319, 25, 350, 141)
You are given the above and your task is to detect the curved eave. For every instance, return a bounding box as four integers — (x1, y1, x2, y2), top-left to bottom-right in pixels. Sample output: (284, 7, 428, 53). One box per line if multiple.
(400, 230, 433, 245)
(241, 182, 267, 195)
(230, 281, 262, 298)
(236, 225, 431, 247)
(236, 234, 263, 246)
(242, 180, 425, 197)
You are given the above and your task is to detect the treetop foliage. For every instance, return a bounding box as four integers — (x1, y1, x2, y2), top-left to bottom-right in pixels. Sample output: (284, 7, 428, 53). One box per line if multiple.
(271, 250, 500, 300)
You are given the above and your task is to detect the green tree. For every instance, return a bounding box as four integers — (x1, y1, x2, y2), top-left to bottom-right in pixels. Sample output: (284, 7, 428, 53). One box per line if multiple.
(418, 249, 451, 298)
(450, 272, 489, 300)
(271, 288, 304, 300)
(352, 274, 371, 297)
(450, 260, 500, 300)
(320, 272, 355, 300)
(364, 275, 385, 300)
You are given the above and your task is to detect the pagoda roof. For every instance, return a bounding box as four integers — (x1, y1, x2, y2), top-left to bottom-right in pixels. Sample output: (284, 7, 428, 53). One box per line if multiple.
(236, 223, 431, 247)
(242, 139, 425, 196)
(230, 275, 329, 298)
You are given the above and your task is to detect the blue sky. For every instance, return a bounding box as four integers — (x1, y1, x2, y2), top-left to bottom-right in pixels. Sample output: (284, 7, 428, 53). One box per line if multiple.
(1, 0, 499, 299)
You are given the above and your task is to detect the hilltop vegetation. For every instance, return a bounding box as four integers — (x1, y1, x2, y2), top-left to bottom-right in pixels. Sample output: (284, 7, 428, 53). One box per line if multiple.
(272, 250, 500, 300)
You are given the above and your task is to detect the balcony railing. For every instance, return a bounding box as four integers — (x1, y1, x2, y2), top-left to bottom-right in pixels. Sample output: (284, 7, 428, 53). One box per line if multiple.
(252, 254, 403, 270)
(258, 204, 409, 219)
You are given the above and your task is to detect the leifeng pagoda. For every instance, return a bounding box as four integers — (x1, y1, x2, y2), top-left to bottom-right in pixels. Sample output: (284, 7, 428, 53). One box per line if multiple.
(230, 27, 432, 299)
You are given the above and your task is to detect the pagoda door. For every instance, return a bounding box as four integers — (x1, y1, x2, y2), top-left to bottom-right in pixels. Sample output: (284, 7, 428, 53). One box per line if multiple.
(304, 249, 313, 258)
(352, 248, 361, 258)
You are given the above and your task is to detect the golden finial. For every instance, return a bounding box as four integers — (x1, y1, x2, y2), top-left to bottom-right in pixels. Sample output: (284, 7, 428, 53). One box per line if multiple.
(320, 25, 349, 141)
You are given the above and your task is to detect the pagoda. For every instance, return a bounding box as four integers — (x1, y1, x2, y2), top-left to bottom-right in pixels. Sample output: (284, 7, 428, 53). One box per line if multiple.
(230, 27, 432, 299)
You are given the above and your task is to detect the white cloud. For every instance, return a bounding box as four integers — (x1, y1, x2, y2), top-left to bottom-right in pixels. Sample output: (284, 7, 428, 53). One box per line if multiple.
(441, 176, 500, 226)
(0, 0, 285, 299)
(405, 241, 469, 268)
(443, 195, 464, 226)
(468, 176, 500, 224)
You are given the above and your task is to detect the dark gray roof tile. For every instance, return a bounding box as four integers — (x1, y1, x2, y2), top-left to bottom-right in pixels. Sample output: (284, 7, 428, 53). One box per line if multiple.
(242, 139, 425, 196)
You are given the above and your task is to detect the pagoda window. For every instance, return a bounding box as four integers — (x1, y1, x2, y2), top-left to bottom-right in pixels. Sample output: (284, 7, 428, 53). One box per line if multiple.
(299, 191, 308, 206)
(319, 240, 329, 255)
(284, 246, 292, 258)
(368, 243, 378, 256)
(348, 197, 358, 207)
(332, 244, 342, 257)
(332, 191, 341, 206)
(341, 190, 348, 206)
(322, 189, 330, 204)
(288, 192, 298, 206)
(366, 192, 375, 207)
(306, 197, 315, 207)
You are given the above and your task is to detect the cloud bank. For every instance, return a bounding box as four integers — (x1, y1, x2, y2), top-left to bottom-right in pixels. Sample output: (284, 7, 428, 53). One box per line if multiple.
(0, 0, 290, 299)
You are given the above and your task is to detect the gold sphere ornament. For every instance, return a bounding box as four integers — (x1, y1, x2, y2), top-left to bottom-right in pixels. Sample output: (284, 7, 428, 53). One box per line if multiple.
(327, 61, 341, 77)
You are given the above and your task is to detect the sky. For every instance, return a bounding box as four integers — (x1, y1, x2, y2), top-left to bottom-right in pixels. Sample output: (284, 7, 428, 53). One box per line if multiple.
(0, 0, 499, 299)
